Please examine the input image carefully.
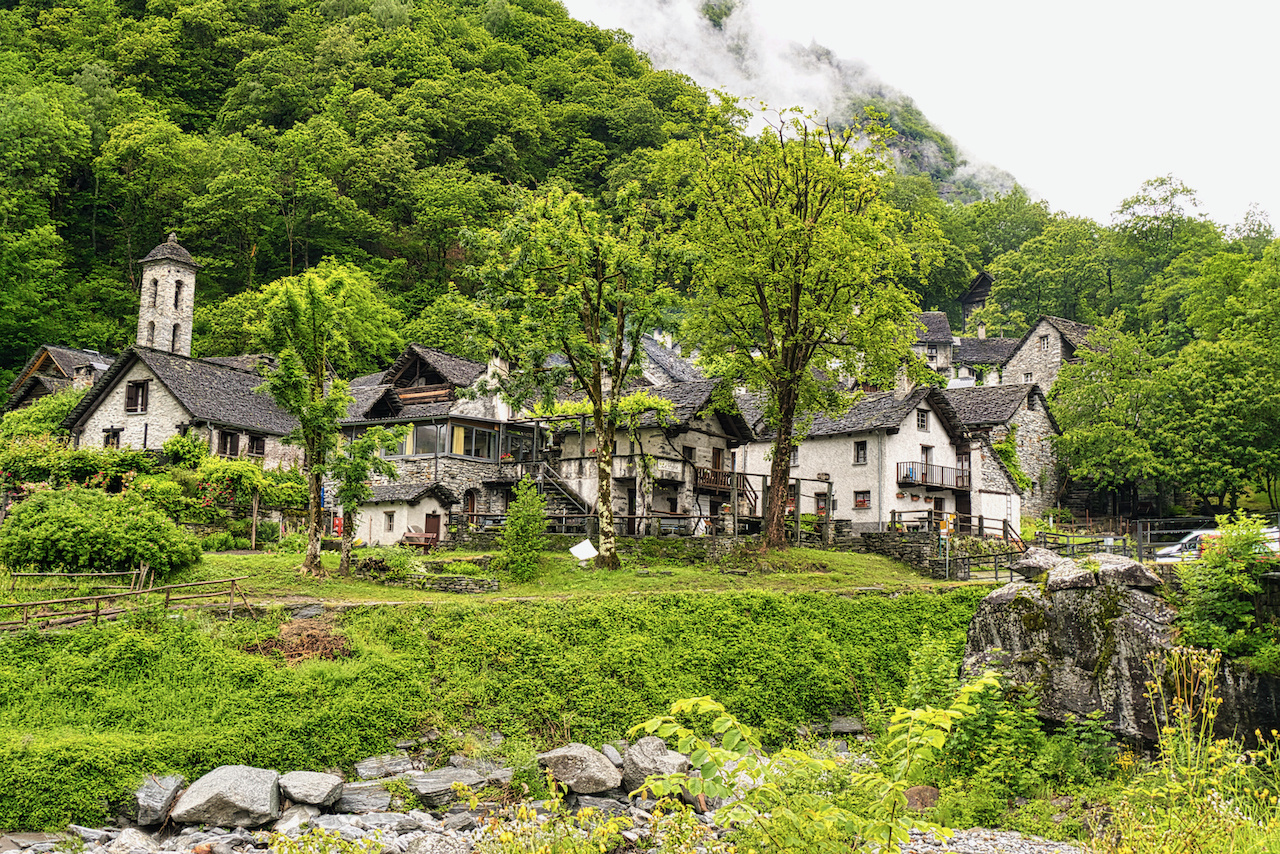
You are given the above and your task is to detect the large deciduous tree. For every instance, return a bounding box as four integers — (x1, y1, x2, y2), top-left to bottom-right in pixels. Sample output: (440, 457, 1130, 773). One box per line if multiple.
(469, 185, 675, 570)
(258, 261, 403, 575)
(326, 425, 408, 576)
(670, 114, 937, 548)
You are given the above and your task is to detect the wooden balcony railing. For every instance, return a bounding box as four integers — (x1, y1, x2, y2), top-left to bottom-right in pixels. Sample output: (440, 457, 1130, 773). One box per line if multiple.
(896, 461, 971, 490)
(695, 467, 751, 492)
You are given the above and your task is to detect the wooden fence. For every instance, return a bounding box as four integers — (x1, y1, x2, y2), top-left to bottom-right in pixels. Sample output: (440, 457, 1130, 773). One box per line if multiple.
(0, 577, 253, 633)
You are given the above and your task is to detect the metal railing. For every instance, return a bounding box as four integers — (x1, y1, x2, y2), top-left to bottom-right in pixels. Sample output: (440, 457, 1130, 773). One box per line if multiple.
(896, 462, 971, 490)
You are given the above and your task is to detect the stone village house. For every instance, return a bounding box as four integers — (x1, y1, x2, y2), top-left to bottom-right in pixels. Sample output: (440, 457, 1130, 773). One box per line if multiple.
(740, 387, 1024, 535)
(59, 235, 301, 467)
(5, 345, 114, 412)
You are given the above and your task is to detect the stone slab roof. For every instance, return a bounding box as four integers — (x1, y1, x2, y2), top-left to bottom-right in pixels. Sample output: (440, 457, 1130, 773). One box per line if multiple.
(944, 384, 1035, 427)
(744, 387, 965, 442)
(558, 379, 752, 440)
(367, 481, 458, 506)
(64, 346, 297, 436)
(382, 344, 486, 388)
(139, 234, 200, 268)
(7, 345, 114, 395)
(640, 335, 704, 383)
(916, 312, 953, 344)
(1044, 316, 1095, 350)
(955, 337, 1020, 366)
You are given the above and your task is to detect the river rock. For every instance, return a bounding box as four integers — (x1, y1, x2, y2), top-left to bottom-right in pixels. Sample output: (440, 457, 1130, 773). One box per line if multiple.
(279, 771, 343, 806)
(407, 768, 486, 807)
(601, 744, 623, 767)
(356, 753, 418, 780)
(404, 832, 471, 854)
(904, 785, 939, 811)
(273, 805, 319, 835)
(335, 780, 399, 814)
(538, 743, 623, 794)
(170, 766, 280, 827)
(107, 829, 159, 854)
(622, 737, 688, 795)
(136, 775, 186, 825)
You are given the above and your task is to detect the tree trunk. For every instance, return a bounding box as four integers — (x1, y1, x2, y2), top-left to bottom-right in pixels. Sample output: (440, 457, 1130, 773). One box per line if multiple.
(764, 427, 794, 549)
(595, 429, 621, 570)
(304, 466, 324, 576)
(339, 514, 355, 577)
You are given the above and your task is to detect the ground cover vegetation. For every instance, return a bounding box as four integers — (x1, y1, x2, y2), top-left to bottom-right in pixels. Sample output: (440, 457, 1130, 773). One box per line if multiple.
(0, 587, 984, 829)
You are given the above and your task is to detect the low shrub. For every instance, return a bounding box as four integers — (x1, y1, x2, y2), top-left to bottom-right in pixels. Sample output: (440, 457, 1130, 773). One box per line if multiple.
(200, 532, 236, 552)
(272, 532, 307, 553)
(493, 477, 546, 582)
(232, 537, 252, 551)
(0, 487, 201, 578)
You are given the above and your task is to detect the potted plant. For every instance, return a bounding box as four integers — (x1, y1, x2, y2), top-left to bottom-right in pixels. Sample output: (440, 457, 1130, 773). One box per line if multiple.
(895, 492, 906, 499)
(911, 494, 921, 502)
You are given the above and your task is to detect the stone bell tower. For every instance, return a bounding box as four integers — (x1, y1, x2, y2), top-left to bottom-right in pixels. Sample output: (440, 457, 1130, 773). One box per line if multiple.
(136, 233, 200, 357)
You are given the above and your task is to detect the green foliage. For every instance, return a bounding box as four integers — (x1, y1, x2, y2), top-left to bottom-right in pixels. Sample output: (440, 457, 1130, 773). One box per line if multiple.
(0, 438, 157, 491)
(0, 388, 85, 442)
(1094, 647, 1280, 853)
(629, 678, 998, 854)
(356, 546, 418, 580)
(990, 426, 1031, 491)
(325, 424, 407, 574)
(0, 487, 201, 578)
(201, 532, 236, 552)
(494, 476, 547, 582)
(269, 828, 380, 854)
(665, 112, 937, 546)
(0, 589, 983, 829)
(161, 433, 209, 470)
(1176, 511, 1278, 660)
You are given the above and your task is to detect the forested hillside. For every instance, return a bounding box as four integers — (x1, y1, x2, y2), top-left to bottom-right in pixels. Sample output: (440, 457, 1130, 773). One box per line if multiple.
(0, 0, 733, 386)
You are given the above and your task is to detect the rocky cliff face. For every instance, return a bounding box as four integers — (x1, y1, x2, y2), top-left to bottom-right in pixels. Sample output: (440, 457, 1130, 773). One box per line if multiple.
(963, 548, 1280, 743)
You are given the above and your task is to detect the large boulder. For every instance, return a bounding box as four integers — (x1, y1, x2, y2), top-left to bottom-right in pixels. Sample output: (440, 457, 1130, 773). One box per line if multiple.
(1012, 546, 1072, 577)
(622, 737, 689, 795)
(963, 552, 1280, 743)
(355, 753, 418, 780)
(537, 744, 623, 794)
(107, 829, 159, 854)
(335, 780, 399, 814)
(170, 766, 280, 827)
(279, 771, 343, 807)
(136, 775, 185, 826)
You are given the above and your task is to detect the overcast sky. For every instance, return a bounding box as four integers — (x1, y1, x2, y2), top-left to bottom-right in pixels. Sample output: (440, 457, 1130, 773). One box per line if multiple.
(562, 0, 1278, 230)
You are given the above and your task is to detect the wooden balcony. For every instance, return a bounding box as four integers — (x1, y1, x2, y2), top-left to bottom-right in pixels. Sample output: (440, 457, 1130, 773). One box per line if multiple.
(897, 461, 971, 491)
(695, 467, 749, 492)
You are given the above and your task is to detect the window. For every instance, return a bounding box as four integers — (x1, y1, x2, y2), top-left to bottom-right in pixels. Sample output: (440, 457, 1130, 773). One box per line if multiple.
(502, 430, 535, 462)
(125, 380, 149, 413)
(926, 343, 937, 361)
(1023, 372, 1033, 383)
(171, 324, 180, 353)
(815, 493, 829, 516)
(682, 445, 696, 463)
(146, 321, 155, 346)
(1039, 334, 1050, 352)
(174, 280, 183, 309)
(790, 445, 799, 468)
(413, 423, 446, 456)
(247, 435, 266, 457)
(916, 409, 929, 431)
(933, 497, 945, 512)
(854, 491, 871, 509)
(150, 279, 158, 307)
(103, 428, 121, 449)
(921, 445, 933, 465)
(451, 424, 497, 460)
(384, 511, 395, 532)
(957, 452, 971, 470)
(218, 431, 240, 457)
(854, 440, 868, 465)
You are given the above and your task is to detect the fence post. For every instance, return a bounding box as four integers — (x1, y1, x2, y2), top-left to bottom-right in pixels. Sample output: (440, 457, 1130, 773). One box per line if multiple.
(824, 481, 834, 544)
(977, 514, 984, 538)
(792, 478, 801, 544)
(730, 466, 739, 538)
(1136, 521, 1145, 563)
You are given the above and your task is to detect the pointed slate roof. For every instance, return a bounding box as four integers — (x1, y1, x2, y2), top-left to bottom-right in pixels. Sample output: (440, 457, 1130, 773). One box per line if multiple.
(744, 387, 965, 442)
(1043, 316, 1095, 351)
(7, 344, 114, 395)
(943, 383, 1058, 432)
(139, 233, 201, 268)
(639, 335, 704, 383)
(915, 312, 953, 344)
(64, 347, 298, 436)
(955, 337, 1020, 366)
(557, 379, 752, 441)
(381, 344, 486, 388)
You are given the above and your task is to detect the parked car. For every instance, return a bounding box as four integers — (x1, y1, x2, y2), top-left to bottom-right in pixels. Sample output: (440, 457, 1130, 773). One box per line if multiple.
(1154, 527, 1280, 564)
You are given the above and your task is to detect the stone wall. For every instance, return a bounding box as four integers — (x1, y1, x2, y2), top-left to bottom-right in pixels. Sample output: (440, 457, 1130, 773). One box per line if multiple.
(1001, 319, 1067, 390)
(997, 390, 1059, 518)
(858, 531, 934, 573)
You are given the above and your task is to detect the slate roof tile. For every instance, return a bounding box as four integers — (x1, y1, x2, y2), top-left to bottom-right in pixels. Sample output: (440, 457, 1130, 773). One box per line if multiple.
(916, 312, 953, 344)
(955, 337, 1020, 366)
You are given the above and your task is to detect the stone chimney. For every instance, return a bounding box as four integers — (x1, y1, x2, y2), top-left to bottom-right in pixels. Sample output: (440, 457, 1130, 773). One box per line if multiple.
(977, 323, 987, 340)
(72, 364, 97, 389)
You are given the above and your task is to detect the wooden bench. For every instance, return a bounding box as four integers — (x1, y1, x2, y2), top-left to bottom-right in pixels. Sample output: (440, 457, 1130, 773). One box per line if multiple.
(401, 531, 439, 553)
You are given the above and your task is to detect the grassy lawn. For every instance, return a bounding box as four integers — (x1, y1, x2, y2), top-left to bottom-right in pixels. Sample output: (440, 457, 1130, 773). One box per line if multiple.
(136, 543, 974, 605)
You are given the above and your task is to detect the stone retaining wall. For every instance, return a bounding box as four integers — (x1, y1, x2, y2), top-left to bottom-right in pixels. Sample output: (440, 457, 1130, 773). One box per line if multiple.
(859, 531, 935, 573)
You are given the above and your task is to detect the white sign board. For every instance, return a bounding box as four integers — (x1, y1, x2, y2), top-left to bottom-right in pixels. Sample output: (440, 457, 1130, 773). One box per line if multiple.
(569, 540, 599, 561)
